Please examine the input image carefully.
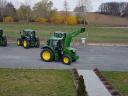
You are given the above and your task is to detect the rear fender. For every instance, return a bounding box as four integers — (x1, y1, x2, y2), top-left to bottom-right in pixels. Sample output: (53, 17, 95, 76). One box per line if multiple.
(41, 46, 54, 52)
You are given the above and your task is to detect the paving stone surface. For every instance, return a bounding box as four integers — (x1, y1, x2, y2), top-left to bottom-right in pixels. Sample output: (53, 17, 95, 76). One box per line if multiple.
(78, 70, 112, 96)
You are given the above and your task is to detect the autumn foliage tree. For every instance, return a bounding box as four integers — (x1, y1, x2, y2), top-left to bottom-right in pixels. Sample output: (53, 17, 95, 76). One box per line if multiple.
(34, 17, 48, 23)
(65, 16, 77, 25)
(3, 16, 14, 22)
(50, 15, 64, 24)
(0, 0, 80, 24)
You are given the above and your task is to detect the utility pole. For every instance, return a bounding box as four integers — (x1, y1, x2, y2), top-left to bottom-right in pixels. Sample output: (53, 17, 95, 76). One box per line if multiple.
(64, 0, 68, 23)
(81, 0, 86, 25)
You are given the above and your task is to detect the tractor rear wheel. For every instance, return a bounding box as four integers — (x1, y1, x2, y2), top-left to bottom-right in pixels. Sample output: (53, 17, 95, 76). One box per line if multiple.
(23, 39, 29, 48)
(62, 55, 72, 65)
(40, 48, 54, 62)
(17, 38, 21, 46)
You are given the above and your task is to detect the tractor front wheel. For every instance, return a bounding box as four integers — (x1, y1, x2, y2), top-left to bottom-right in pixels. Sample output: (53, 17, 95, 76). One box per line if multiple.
(62, 55, 72, 65)
(23, 39, 29, 48)
(17, 38, 22, 46)
(40, 48, 54, 62)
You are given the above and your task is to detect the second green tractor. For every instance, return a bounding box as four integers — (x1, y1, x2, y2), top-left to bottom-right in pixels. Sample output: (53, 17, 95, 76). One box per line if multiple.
(17, 29, 40, 48)
(40, 27, 86, 65)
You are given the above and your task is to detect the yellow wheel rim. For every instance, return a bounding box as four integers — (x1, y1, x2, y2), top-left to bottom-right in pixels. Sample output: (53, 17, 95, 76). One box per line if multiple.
(17, 40, 20, 45)
(23, 41, 27, 47)
(42, 51, 51, 61)
(63, 57, 69, 64)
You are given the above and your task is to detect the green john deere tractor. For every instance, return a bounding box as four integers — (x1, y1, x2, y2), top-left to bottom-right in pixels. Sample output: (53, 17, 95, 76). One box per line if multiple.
(17, 29, 40, 48)
(0, 29, 7, 47)
(40, 27, 86, 65)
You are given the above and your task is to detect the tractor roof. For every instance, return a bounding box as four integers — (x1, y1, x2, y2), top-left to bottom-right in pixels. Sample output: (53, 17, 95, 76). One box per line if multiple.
(54, 32, 65, 34)
(49, 36, 63, 40)
(23, 29, 35, 32)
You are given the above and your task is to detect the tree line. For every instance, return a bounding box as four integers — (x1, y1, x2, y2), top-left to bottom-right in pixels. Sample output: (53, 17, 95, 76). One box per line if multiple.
(98, 2, 128, 17)
(0, 0, 77, 25)
(0, 0, 56, 22)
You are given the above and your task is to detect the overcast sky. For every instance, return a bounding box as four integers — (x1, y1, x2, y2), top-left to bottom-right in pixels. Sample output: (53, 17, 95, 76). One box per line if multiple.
(7, 0, 128, 12)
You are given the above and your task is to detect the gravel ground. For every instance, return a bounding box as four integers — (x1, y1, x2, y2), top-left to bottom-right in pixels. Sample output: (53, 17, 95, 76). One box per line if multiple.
(0, 44, 128, 71)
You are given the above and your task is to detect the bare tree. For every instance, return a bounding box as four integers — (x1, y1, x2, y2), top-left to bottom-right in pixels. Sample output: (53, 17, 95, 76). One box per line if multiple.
(98, 2, 121, 16)
(74, 0, 88, 24)
(0, 0, 7, 20)
(119, 2, 128, 17)
(5, 3, 16, 18)
(17, 5, 32, 21)
(33, 0, 53, 19)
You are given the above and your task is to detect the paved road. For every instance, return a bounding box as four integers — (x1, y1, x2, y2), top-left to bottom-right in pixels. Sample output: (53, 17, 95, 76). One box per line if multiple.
(0, 44, 128, 71)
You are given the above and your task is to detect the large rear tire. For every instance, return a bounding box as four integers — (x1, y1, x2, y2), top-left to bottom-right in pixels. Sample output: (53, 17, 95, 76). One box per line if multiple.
(23, 39, 30, 49)
(62, 55, 72, 65)
(40, 48, 54, 62)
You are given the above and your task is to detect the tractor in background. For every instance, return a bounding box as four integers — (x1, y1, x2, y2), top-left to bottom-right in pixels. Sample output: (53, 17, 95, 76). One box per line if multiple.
(0, 29, 7, 47)
(17, 29, 40, 48)
(40, 27, 86, 65)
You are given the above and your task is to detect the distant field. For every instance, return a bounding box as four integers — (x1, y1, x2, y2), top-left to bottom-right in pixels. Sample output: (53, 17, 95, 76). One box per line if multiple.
(103, 71, 128, 96)
(1, 23, 128, 43)
(0, 69, 76, 96)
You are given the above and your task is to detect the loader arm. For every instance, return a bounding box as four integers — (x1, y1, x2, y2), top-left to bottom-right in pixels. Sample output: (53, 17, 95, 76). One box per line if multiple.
(64, 27, 86, 48)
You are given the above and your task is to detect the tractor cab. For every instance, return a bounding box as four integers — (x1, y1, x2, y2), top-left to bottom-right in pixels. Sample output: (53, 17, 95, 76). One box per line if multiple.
(22, 29, 36, 39)
(47, 31, 66, 51)
(47, 37, 64, 51)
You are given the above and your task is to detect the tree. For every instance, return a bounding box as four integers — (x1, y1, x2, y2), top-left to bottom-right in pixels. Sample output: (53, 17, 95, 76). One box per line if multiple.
(0, 0, 7, 20)
(119, 2, 128, 17)
(17, 5, 32, 21)
(3, 16, 14, 22)
(74, 0, 88, 24)
(33, 0, 53, 19)
(98, 2, 121, 16)
(65, 16, 77, 25)
(98, 2, 128, 17)
(5, 3, 16, 18)
(50, 14, 64, 24)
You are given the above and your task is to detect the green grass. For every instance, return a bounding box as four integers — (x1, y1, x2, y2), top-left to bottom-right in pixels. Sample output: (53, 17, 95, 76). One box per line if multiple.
(102, 71, 128, 96)
(0, 69, 76, 96)
(1, 23, 128, 43)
